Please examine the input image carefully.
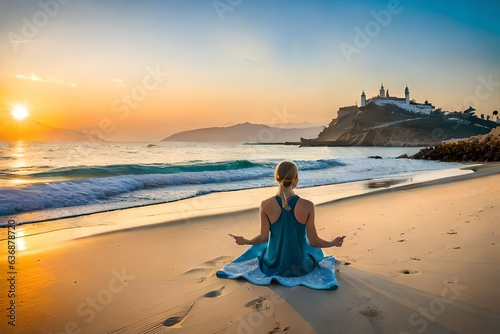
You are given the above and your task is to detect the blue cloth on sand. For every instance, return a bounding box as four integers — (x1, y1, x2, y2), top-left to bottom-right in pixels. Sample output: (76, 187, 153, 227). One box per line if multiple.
(216, 196, 338, 290)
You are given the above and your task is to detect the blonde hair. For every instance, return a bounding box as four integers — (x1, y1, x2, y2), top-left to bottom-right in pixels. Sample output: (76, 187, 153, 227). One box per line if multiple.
(274, 161, 298, 210)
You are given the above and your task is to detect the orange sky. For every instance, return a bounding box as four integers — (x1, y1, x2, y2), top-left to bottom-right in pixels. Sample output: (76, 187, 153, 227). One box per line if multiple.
(1, 1, 499, 141)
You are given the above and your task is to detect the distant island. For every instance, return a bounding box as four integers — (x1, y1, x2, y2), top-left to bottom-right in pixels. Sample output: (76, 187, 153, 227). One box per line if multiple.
(301, 85, 499, 147)
(162, 122, 324, 143)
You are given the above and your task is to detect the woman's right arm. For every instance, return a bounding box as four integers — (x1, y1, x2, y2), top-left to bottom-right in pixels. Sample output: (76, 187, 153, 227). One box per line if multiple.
(304, 201, 345, 248)
(229, 200, 270, 245)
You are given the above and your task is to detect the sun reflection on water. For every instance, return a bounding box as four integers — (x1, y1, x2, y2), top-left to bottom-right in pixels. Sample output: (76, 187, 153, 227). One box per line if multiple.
(16, 230, 27, 251)
(12, 141, 26, 169)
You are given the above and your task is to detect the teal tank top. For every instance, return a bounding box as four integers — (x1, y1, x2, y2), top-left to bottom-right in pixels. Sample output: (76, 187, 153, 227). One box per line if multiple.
(259, 195, 316, 277)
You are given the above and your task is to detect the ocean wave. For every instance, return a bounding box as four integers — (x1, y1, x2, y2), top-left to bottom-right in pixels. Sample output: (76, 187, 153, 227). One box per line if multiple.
(27, 160, 260, 179)
(0, 168, 270, 215)
(14, 159, 344, 180)
(295, 159, 344, 170)
(0, 159, 346, 216)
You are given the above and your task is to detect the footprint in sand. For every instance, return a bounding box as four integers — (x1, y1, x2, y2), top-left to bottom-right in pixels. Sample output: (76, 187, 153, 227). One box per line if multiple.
(359, 306, 380, 318)
(244, 296, 268, 310)
(163, 307, 193, 327)
(268, 324, 290, 333)
(183, 268, 212, 283)
(203, 286, 225, 298)
(162, 256, 232, 328)
(400, 269, 418, 275)
(162, 286, 226, 327)
(180, 256, 233, 283)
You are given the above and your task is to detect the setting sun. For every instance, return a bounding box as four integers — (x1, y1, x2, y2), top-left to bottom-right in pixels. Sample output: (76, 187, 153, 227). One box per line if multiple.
(12, 105, 29, 121)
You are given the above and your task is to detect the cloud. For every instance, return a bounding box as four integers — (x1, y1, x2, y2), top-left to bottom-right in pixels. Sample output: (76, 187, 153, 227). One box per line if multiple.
(111, 78, 127, 87)
(15, 73, 77, 87)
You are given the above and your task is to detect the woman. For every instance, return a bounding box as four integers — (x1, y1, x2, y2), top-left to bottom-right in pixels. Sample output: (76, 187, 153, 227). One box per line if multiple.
(217, 160, 345, 290)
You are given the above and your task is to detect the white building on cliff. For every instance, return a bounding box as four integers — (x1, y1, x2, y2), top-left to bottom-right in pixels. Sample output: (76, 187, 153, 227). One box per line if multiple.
(361, 84, 434, 115)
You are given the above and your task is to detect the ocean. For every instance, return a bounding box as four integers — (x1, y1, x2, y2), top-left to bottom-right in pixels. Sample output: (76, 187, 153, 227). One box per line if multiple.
(0, 141, 465, 226)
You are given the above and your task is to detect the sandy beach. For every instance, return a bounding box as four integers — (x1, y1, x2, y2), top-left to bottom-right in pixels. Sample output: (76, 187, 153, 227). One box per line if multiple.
(1, 164, 499, 334)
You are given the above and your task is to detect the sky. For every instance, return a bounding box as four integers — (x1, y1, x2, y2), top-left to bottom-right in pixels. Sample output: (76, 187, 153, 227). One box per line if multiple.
(0, 0, 499, 141)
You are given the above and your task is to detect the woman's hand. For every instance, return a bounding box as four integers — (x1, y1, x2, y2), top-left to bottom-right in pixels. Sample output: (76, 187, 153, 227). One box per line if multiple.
(229, 234, 248, 245)
(331, 236, 346, 247)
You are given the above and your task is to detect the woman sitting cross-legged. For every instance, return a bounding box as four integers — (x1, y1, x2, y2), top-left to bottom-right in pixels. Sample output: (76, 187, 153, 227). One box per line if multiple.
(216, 160, 345, 290)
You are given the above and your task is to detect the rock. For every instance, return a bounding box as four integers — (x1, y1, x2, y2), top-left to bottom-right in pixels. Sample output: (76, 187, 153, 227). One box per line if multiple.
(410, 133, 500, 162)
(490, 126, 500, 137)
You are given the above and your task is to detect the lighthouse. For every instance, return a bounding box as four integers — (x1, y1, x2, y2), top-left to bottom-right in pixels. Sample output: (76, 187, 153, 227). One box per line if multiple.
(405, 86, 410, 104)
(361, 90, 366, 107)
(379, 84, 385, 98)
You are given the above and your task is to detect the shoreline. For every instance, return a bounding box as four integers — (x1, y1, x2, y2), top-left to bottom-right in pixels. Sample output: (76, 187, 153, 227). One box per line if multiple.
(0, 163, 499, 333)
(0, 164, 481, 242)
(0, 169, 434, 227)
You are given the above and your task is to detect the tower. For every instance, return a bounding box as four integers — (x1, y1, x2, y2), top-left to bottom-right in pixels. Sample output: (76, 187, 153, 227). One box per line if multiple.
(361, 90, 366, 107)
(379, 84, 385, 98)
(405, 86, 410, 104)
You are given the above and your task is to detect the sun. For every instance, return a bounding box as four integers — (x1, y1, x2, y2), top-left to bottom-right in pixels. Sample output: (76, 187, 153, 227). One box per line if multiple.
(12, 105, 29, 121)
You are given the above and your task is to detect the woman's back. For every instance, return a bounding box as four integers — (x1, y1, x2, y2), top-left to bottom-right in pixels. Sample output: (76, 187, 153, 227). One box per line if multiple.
(259, 195, 316, 277)
(261, 195, 312, 226)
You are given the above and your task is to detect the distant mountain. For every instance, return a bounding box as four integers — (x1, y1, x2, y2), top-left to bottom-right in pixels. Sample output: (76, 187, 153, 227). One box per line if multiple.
(266, 122, 324, 129)
(0, 119, 103, 142)
(301, 103, 499, 147)
(162, 122, 324, 143)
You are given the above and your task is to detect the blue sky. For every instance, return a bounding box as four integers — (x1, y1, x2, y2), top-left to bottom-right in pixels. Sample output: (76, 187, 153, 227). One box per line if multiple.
(1, 0, 499, 140)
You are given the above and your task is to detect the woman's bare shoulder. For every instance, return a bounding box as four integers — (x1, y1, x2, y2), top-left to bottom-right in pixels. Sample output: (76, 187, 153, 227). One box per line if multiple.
(296, 197, 314, 209)
(261, 196, 278, 208)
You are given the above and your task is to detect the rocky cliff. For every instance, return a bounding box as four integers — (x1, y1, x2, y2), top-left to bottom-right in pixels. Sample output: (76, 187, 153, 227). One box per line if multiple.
(301, 103, 498, 147)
